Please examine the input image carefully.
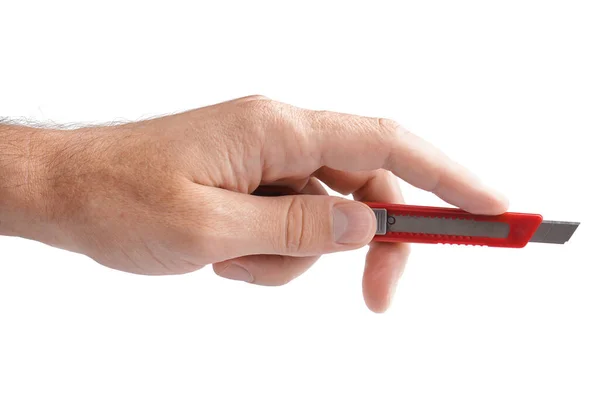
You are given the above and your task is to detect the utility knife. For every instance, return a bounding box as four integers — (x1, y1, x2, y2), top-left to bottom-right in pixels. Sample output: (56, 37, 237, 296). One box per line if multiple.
(252, 186, 579, 248)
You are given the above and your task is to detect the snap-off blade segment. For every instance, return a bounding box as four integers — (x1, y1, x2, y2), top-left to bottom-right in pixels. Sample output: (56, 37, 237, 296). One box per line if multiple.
(528, 220, 580, 244)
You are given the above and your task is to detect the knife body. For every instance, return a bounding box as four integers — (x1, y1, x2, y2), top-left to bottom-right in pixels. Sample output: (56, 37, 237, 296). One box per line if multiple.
(367, 203, 578, 248)
(252, 186, 579, 248)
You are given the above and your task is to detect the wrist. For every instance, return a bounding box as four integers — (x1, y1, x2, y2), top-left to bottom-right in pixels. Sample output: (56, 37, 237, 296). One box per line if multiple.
(0, 124, 64, 244)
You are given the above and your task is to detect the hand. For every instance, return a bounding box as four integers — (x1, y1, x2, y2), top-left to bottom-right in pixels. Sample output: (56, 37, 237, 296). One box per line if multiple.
(3, 95, 508, 312)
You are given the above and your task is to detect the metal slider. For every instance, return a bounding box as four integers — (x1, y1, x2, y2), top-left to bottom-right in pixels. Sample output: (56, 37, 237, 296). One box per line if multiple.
(372, 208, 388, 235)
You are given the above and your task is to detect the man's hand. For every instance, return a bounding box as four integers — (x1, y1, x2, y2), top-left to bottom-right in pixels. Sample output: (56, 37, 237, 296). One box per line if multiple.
(0, 96, 508, 312)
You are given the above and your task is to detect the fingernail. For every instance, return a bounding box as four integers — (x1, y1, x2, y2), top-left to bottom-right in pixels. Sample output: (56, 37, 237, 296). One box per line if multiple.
(220, 264, 254, 283)
(333, 203, 375, 244)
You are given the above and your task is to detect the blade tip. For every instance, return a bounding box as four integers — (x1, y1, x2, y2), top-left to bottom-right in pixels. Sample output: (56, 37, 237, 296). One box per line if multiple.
(531, 220, 580, 244)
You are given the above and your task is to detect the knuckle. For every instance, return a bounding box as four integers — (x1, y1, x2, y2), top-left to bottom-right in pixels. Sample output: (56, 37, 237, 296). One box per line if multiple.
(240, 94, 270, 102)
(282, 196, 309, 254)
(237, 98, 281, 137)
(240, 98, 298, 130)
(238, 98, 308, 154)
(377, 117, 402, 139)
(239, 97, 277, 116)
(376, 118, 407, 165)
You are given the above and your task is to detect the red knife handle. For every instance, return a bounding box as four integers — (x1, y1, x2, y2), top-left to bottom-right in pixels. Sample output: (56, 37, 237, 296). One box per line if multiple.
(365, 202, 543, 248)
(251, 186, 543, 248)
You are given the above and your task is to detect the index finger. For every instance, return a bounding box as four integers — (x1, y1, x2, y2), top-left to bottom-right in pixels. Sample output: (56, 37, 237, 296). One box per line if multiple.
(296, 108, 508, 215)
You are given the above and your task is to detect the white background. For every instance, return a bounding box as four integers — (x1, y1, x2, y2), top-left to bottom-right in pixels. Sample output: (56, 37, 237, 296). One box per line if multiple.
(1, 1, 598, 399)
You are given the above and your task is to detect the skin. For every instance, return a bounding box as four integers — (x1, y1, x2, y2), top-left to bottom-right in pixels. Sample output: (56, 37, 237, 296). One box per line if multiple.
(0, 95, 508, 313)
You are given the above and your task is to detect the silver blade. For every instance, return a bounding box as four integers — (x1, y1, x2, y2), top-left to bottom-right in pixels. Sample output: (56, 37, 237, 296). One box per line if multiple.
(372, 209, 579, 244)
(528, 220, 580, 244)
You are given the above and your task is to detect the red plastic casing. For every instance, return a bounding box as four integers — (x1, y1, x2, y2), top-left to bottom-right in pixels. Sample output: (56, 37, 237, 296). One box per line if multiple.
(252, 186, 543, 248)
(365, 202, 543, 248)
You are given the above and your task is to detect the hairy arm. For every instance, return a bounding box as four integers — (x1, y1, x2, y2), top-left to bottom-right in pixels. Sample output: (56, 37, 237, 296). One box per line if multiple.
(0, 122, 59, 243)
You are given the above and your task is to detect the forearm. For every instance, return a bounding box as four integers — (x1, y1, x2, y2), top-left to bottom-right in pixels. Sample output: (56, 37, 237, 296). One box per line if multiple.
(0, 123, 56, 241)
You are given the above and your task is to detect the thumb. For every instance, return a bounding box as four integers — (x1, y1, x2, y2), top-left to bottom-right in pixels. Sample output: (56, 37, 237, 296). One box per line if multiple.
(204, 187, 377, 259)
